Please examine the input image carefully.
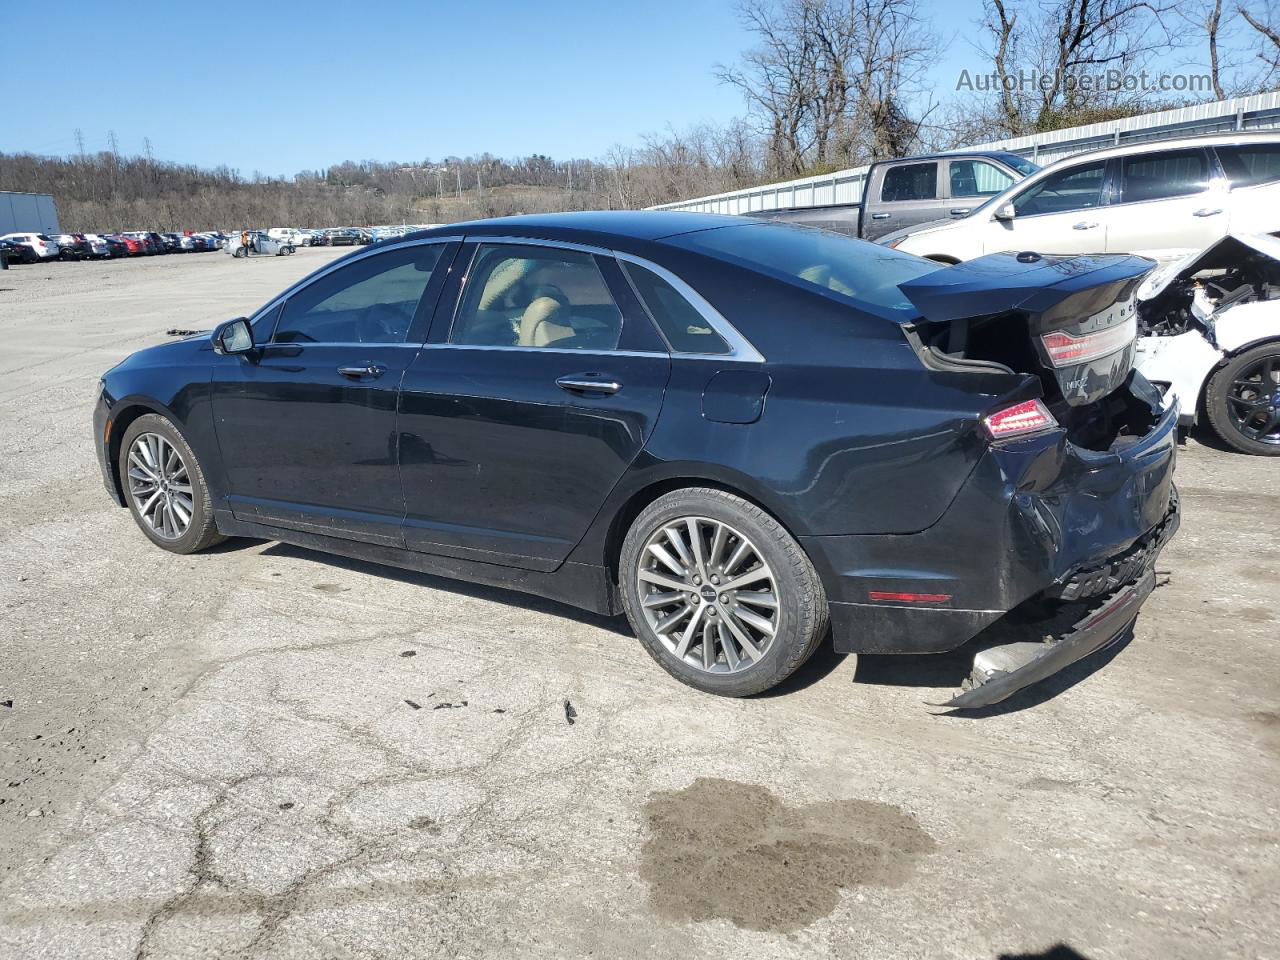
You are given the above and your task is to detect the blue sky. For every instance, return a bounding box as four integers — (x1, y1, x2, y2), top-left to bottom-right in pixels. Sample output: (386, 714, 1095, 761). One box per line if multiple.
(2, 2, 1246, 175)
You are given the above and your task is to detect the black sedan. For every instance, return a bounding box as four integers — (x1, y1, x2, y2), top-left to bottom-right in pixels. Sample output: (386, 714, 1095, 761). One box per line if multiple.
(92, 212, 1179, 706)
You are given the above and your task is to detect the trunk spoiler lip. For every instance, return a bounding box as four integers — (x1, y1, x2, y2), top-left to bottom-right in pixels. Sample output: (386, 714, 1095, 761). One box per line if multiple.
(897, 251, 1157, 325)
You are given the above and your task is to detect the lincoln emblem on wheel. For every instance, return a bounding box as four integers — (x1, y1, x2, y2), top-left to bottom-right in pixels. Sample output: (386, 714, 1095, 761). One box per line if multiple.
(93, 212, 1179, 705)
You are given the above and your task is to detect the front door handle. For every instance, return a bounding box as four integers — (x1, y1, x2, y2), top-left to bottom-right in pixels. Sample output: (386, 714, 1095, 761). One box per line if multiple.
(950, 207, 971, 216)
(1193, 207, 1223, 217)
(556, 375, 621, 395)
(337, 363, 386, 379)
(870, 213, 891, 220)
(1073, 221, 1099, 230)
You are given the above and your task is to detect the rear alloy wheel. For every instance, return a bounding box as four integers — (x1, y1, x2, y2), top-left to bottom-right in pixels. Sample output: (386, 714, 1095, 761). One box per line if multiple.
(1205, 342, 1280, 456)
(119, 414, 224, 553)
(620, 488, 827, 696)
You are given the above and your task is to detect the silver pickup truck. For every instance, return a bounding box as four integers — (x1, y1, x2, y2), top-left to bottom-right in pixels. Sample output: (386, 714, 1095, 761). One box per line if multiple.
(755, 151, 1038, 241)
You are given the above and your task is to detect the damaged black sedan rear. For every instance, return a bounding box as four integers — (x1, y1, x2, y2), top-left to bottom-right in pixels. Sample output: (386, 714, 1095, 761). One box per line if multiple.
(94, 213, 1177, 706)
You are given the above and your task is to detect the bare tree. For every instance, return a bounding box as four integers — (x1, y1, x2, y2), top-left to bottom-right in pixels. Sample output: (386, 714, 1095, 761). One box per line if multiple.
(1239, 2, 1280, 87)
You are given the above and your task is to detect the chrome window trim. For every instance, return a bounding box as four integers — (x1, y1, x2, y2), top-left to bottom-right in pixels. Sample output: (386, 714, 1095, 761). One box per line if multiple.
(247, 236, 463, 332)
(612, 251, 765, 363)
(261, 341, 427, 350)
(462, 234, 614, 257)
(419, 343, 668, 359)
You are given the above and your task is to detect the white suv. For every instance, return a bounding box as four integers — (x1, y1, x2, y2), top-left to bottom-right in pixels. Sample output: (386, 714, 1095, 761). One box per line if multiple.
(0, 232, 61, 260)
(888, 133, 1280, 264)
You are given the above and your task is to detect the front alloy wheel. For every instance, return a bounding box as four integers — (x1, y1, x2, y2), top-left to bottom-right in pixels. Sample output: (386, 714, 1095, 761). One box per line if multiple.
(637, 517, 779, 673)
(126, 433, 194, 540)
(1205, 342, 1280, 456)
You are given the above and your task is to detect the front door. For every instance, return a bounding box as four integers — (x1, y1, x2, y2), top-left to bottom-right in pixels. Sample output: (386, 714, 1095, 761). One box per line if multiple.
(397, 241, 671, 570)
(982, 158, 1112, 256)
(211, 241, 454, 545)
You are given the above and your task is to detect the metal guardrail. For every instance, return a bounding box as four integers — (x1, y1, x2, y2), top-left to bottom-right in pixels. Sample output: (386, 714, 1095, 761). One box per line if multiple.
(650, 92, 1280, 215)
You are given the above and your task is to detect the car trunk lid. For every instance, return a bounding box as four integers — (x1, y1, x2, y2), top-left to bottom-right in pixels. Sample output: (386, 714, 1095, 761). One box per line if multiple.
(898, 251, 1154, 409)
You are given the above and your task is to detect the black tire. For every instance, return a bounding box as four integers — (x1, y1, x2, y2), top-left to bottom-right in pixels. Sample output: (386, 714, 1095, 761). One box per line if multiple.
(118, 413, 225, 553)
(619, 487, 828, 697)
(1204, 341, 1280, 456)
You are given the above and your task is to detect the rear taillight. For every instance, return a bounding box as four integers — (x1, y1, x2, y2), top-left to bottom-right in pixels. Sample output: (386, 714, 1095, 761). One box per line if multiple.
(982, 399, 1057, 440)
(1039, 316, 1136, 367)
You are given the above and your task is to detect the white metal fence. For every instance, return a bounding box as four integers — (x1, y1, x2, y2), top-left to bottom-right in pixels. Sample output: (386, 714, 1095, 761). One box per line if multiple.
(649, 92, 1280, 215)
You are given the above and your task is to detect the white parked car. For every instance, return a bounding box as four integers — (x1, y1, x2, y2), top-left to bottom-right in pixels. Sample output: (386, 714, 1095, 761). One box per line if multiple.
(888, 133, 1280, 265)
(1, 232, 60, 260)
(268, 227, 309, 247)
(226, 231, 295, 257)
(1135, 232, 1280, 455)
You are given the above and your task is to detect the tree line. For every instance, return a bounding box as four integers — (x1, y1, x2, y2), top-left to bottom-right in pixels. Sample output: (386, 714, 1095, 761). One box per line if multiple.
(2, 0, 1276, 231)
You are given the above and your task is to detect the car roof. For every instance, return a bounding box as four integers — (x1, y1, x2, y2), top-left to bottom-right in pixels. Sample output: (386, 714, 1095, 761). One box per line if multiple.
(1035, 129, 1280, 170)
(876, 150, 1029, 164)
(395, 211, 751, 248)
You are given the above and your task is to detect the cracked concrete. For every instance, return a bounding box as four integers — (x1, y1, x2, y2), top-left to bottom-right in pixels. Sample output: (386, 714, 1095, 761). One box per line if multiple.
(1, 249, 1278, 959)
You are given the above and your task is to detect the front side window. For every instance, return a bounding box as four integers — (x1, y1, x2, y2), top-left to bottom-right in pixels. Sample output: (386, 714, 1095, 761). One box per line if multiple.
(273, 244, 443, 344)
(880, 162, 938, 202)
(1120, 149, 1209, 203)
(950, 159, 1015, 198)
(451, 244, 623, 350)
(623, 261, 729, 355)
(1217, 143, 1280, 188)
(1013, 161, 1107, 216)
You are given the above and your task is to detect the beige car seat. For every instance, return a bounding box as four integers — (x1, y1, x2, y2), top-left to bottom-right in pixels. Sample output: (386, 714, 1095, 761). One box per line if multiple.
(518, 296, 573, 347)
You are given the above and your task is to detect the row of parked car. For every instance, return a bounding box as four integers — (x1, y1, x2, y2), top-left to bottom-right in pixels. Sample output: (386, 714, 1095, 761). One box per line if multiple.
(0, 230, 229, 264)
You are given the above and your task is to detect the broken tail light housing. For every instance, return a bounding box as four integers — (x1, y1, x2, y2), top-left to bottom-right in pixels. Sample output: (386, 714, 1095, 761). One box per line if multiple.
(1039, 316, 1136, 367)
(982, 399, 1057, 440)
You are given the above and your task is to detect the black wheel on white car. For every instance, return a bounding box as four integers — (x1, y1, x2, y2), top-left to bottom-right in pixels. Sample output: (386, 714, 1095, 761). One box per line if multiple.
(1204, 341, 1280, 456)
(619, 488, 828, 697)
(119, 414, 225, 553)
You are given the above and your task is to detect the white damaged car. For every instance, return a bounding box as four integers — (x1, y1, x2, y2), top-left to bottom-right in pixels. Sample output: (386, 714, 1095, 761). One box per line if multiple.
(1135, 233, 1280, 455)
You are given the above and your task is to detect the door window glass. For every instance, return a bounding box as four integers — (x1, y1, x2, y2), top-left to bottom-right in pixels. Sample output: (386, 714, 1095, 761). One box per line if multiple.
(880, 162, 937, 201)
(622, 262, 729, 354)
(1013, 161, 1107, 215)
(1216, 144, 1280, 188)
(451, 244, 623, 350)
(274, 245, 443, 344)
(1120, 149, 1209, 203)
(949, 159, 1015, 197)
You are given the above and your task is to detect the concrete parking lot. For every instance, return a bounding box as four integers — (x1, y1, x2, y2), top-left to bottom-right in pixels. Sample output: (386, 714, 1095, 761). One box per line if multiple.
(0, 247, 1277, 960)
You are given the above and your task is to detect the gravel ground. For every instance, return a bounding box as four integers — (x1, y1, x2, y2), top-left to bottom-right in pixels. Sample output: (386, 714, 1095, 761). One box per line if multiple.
(0, 248, 1277, 960)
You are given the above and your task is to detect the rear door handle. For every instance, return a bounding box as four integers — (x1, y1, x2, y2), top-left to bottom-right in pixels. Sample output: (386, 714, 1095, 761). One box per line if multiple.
(871, 213, 891, 220)
(337, 363, 386, 379)
(556, 375, 621, 395)
(1193, 207, 1223, 217)
(1073, 221, 1099, 230)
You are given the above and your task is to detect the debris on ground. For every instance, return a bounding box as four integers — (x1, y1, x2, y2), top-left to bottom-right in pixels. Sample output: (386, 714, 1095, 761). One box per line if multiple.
(564, 700, 577, 725)
(404, 699, 422, 710)
(399, 650, 417, 658)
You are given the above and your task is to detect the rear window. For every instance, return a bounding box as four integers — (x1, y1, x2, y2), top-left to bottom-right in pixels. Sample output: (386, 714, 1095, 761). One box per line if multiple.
(1217, 143, 1280, 188)
(880, 162, 937, 201)
(665, 222, 939, 318)
(1120, 149, 1209, 203)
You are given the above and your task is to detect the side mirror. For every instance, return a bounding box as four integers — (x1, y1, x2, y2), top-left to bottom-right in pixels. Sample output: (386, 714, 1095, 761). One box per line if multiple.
(993, 202, 1017, 221)
(212, 317, 255, 356)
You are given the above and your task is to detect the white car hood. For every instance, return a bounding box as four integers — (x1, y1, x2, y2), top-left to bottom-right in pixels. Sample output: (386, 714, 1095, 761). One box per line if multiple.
(1137, 232, 1280, 301)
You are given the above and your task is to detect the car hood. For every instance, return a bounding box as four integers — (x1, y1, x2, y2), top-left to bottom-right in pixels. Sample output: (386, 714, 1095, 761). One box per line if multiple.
(1136, 232, 1280, 300)
(876, 217, 965, 247)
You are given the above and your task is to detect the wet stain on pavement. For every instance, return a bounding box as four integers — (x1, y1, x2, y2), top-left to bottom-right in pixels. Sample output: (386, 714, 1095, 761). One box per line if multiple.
(640, 778, 935, 932)
(312, 583, 348, 594)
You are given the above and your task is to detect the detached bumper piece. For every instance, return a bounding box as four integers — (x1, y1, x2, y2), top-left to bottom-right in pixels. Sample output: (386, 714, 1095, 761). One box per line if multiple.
(942, 570, 1156, 710)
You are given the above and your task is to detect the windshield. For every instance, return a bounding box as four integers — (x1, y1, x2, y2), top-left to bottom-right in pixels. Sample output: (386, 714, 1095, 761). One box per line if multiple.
(666, 222, 940, 318)
(1000, 153, 1040, 176)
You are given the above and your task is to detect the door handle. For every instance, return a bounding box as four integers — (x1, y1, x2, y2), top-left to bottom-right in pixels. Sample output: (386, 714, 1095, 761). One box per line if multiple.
(337, 363, 386, 379)
(871, 213, 891, 220)
(556, 375, 621, 395)
(1193, 207, 1223, 217)
(949, 208, 971, 216)
(1072, 221, 1099, 230)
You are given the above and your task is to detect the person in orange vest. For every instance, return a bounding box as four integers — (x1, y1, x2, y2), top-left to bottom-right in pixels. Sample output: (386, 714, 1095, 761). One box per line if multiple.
(240, 229, 251, 257)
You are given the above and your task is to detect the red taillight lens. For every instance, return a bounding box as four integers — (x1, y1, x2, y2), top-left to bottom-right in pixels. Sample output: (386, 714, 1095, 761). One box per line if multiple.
(982, 399, 1057, 440)
(1039, 316, 1136, 367)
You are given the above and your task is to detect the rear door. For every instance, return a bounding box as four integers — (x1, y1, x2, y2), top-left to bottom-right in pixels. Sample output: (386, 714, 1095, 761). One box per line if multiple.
(397, 239, 671, 570)
(1106, 147, 1224, 260)
(862, 161, 941, 240)
(211, 240, 456, 544)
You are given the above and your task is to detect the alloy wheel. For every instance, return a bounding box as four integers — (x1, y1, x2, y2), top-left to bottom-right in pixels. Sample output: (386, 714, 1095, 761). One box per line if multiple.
(636, 517, 779, 674)
(126, 433, 195, 539)
(1225, 354, 1280, 446)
